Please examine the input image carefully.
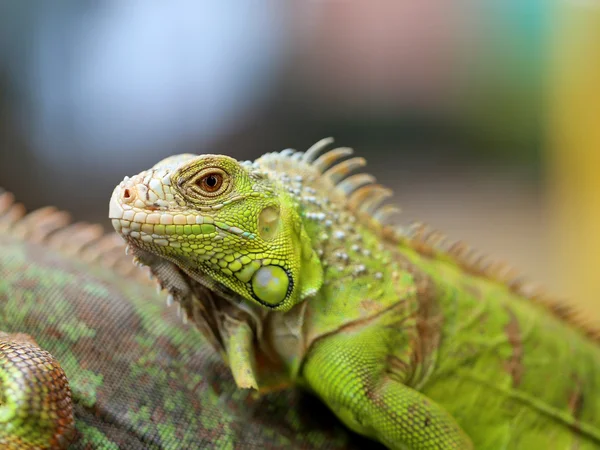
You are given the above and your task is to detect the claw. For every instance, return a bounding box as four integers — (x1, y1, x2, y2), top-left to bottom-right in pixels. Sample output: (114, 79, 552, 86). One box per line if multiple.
(132, 256, 144, 267)
(166, 294, 174, 307)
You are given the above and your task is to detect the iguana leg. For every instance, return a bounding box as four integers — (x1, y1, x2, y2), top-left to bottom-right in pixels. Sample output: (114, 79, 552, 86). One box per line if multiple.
(302, 325, 472, 450)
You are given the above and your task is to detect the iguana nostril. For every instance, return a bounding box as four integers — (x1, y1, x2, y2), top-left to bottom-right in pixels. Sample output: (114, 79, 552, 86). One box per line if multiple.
(121, 188, 134, 203)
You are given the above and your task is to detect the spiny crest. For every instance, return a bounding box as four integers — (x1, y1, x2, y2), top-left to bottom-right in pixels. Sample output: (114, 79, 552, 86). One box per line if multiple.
(302, 137, 400, 226)
(259, 140, 600, 343)
(258, 137, 401, 228)
(396, 222, 600, 343)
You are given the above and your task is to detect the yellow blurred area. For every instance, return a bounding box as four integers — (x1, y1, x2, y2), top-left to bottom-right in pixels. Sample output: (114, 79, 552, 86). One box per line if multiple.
(548, 0, 600, 320)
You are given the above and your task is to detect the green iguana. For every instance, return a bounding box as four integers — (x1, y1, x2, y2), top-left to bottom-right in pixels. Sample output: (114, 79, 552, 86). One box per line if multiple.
(107, 138, 600, 449)
(0, 189, 366, 449)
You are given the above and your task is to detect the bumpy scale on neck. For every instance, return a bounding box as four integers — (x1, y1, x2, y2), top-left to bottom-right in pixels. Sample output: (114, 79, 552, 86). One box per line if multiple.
(263, 159, 390, 289)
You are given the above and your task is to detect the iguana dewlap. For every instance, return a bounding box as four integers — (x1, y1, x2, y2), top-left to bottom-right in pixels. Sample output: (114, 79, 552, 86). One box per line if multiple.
(109, 138, 600, 450)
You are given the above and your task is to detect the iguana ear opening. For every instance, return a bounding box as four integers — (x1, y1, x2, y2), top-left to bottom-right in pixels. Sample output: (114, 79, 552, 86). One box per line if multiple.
(297, 223, 324, 301)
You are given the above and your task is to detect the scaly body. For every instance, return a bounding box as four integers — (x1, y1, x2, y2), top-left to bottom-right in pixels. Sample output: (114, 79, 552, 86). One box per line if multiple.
(109, 138, 600, 449)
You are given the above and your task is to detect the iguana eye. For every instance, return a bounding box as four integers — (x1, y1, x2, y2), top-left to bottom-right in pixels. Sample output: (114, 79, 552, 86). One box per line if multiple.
(198, 173, 222, 192)
(192, 169, 227, 197)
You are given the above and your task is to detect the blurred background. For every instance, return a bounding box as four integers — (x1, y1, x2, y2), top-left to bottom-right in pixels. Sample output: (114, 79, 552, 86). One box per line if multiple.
(0, 1, 598, 319)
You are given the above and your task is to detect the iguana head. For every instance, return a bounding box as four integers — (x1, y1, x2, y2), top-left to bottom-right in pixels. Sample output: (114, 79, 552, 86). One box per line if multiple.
(109, 152, 323, 312)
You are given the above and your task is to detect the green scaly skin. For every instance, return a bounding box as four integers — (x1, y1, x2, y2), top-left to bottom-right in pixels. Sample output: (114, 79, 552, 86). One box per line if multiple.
(109, 138, 600, 449)
(0, 190, 364, 449)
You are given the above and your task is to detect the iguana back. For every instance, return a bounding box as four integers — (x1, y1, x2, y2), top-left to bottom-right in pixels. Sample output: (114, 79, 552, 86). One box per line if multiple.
(396, 241, 600, 448)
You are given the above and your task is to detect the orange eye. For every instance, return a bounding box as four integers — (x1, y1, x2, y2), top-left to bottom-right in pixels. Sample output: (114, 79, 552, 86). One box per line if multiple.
(196, 172, 223, 193)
